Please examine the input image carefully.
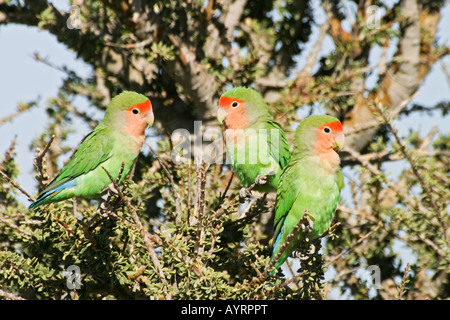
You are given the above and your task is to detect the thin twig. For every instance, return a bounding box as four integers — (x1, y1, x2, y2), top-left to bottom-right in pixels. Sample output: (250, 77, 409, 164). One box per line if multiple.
(33, 134, 55, 185)
(418, 126, 439, 151)
(0, 216, 32, 239)
(101, 164, 169, 293)
(187, 163, 192, 224)
(224, 199, 265, 228)
(0, 101, 37, 126)
(297, 20, 329, 79)
(376, 104, 441, 213)
(345, 146, 429, 214)
(398, 262, 410, 300)
(52, 214, 76, 236)
(441, 61, 450, 90)
(344, 93, 418, 137)
(146, 142, 181, 213)
(146, 142, 172, 179)
(220, 171, 234, 200)
(93, 172, 137, 231)
(36, 135, 55, 162)
(253, 268, 309, 300)
(105, 37, 153, 49)
(0, 289, 26, 300)
(252, 215, 336, 298)
(214, 174, 267, 218)
(0, 170, 35, 202)
(258, 209, 314, 282)
(324, 225, 381, 269)
(0, 136, 17, 165)
(341, 147, 450, 167)
(193, 161, 210, 257)
(374, 104, 447, 239)
(31, 52, 69, 75)
(396, 231, 446, 257)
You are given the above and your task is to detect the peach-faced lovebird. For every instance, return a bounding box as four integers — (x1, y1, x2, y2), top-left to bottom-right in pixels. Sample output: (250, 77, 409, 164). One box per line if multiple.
(217, 87, 290, 193)
(29, 91, 154, 209)
(270, 115, 345, 270)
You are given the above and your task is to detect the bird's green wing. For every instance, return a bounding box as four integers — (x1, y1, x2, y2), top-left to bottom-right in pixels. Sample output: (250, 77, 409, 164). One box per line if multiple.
(38, 127, 114, 196)
(266, 120, 291, 169)
(337, 169, 344, 191)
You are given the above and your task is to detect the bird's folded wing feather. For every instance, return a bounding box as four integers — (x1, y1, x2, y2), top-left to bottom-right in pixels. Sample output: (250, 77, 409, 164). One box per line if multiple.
(266, 120, 291, 169)
(38, 127, 114, 196)
(272, 160, 301, 244)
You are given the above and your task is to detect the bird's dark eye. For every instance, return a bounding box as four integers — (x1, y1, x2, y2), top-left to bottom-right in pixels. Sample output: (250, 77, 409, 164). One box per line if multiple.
(231, 101, 239, 108)
(323, 127, 331, 133)
(132, 108, 140, 114)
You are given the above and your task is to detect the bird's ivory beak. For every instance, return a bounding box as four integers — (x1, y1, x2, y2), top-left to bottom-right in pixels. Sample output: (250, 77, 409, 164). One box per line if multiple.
(146, 110, 155, 127)
(217, 107, 227, 124)
(333, 131, 345, 152)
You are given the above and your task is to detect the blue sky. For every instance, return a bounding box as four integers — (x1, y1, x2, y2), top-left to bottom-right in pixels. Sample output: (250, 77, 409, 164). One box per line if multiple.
(0, 24, 93, 205)
(0, 3, 449, 208)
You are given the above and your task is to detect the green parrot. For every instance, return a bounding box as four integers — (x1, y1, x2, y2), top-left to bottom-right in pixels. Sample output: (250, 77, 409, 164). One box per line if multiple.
(29, 91, 154, 209)
(217, 87, 290, 193)
(270, 115, 345, 271)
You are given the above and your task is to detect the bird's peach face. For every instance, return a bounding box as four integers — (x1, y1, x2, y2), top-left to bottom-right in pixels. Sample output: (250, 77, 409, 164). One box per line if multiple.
(217, 96, 249, 130)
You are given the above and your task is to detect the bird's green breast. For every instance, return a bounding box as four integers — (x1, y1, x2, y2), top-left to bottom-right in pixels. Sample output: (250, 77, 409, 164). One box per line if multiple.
(288, 158, 341, 237)
(225, 125, 282, 191)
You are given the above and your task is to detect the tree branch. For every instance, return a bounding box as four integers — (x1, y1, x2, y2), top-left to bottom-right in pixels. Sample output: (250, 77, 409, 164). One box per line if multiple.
(343, 0, 442, 151)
